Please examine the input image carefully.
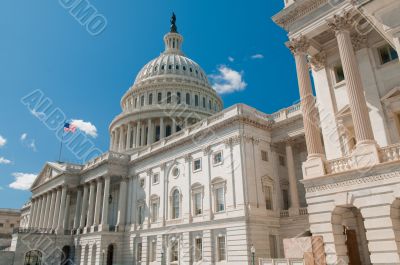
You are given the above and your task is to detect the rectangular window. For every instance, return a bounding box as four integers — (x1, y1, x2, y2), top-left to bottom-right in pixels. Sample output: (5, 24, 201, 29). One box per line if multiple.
(213, 151, 223, 165)
(334, 65, 345, 83)
(137, 243, 142, 262)
(177, 92, 181, 104)
(194, 193, 202, 216)
(151, 201, 159, 222)
(170, 241, 179, 262)
(139, 178, 145, 188)
(149, 93, 153, 105)
(150, 240, 157, 262)
(138, 206, 144, 225)
(0, 223, 3, 227)
(158, 92, 162, 104)
(193, 158, 202, 171)
(378, 44, 398, 64)
(152, 173, 159, 185)
(216, 188, 225, 212)
(261, 150, 268, 161)
(269, 235, 278, 258)
(167, 92, 172, 103)
(279, 155, 285, 166)
(195, 238, 203, 261)
(141, 95, 145, 106)
(217, 236, 226, 261)
(195, 95, 199, 106)
(264, 186, 273, 210)
(282, 189, 289, 210)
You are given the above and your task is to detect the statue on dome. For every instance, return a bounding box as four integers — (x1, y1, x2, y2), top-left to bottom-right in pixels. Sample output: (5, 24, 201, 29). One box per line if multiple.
(170, 12, 178, 33)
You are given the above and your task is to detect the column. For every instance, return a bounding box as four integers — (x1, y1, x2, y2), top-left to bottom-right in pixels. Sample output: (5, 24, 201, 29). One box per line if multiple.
(28, 199, 36, 228)
(288, 36, 325, 158)
(43, 193, 51, 229)
(136, 121, 141, 147)
(100, 176, 111, 231)
(56, 185, 67, 233)
(93, 179, 103, 226)
(116, 177, 128, 230)
(118, 126, 125, 152)
(172, 118, 177, 134)
(38, 196, 46, 228)
(52, 189, 62, 230)
(184, 155, 192, 222)
(126, 122, 132, 150)
(285, 141, 300, 212)
(328, 12, 375, 144)
(37, 196, 45, 228)
(31, 199, 38, 228)
(147, 119, 153, 145)
(62, 193, 71, 230)
(110, 131, 114, 151)
(79, 185, 89, 229)
(46, 190, 56, 229)
(34, 198, 42, 228)
(141, 124, 146, 146)
(160, 117, 165, 139)
(73, 188, 82, 230)
(270, 145, 282, 211)
(132, 124, 137, 148)
(86, 181, 96, 230)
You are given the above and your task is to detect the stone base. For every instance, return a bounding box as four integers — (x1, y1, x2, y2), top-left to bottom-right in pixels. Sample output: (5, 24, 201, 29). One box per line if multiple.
(302, 156, 326, 179)
(289, 207, 300, 216)
(98, 224, 109, 232)
(352, 141, 380, 171)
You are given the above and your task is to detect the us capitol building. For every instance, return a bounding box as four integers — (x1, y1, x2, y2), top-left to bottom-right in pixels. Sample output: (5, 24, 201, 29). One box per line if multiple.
(6, 0, 400, 264)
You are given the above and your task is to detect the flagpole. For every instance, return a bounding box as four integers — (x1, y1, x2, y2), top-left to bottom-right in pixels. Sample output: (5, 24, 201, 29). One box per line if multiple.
(58, 127, 65, 162)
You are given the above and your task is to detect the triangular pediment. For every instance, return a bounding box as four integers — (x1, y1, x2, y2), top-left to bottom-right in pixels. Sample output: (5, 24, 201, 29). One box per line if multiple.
(382, 86, 400, 101)
(30, 162, 65, 190)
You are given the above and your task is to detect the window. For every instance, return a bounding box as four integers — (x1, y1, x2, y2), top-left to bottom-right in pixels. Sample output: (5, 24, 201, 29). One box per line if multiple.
(148, 93, 153, 105)
(166, 125, 172, 137)
(279, 155, 285, 166)
(167, 92, 172, 103)
(209, 100, 212, 110)
(213, 151, 223, 165)
(195, 238, 203, 261)
(176, 65, 179, 70)
(150, 240, 157, 262)
(0, 223, 3, 227)
(141, 95, 145, 106)
(152, 173, 159, 185)
(261, 150, 268, 161)
(216, 187, 225, 212)
(282, 189, 289, 210)
(170, 240, 179, 262)
(177, 92, 181, 104)
(269, 235, 278, 258)
(172, 189, 180, 219)
(217, 236, 226, 261)
(195, 95, 199, 106)
(10, 224, 14, 228)
(186, 93, 191, 105)
(194, 192, 202, 216)
(334, 65, 345, 83)
(193, 158, 202, 172)
(138, 205, 144, 225)
(263, 185, 273, 210)
(183, 66, 186, 71)
(172, 167, 180, 178)
(139, 178, 145, 188)
(151, 201, 159, 222)
(378, 44, 398, 64)
(134, 97, 137, 108)
(158, 92, 162, 104)
(137, 243, 142, 262)
(168, 65, 172, 70)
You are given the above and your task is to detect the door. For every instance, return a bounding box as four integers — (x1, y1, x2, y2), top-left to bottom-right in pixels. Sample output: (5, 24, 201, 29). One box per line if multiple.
(345, 229, 362, 265)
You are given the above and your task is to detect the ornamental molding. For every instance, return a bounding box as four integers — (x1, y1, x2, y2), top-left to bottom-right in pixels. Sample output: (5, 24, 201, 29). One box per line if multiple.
(308, 51, 327, 71)
(287, 35, 310, 54)
(350, 32, 367, 50)
(305, 170, 400, 193)
(327, 10, 354, 34)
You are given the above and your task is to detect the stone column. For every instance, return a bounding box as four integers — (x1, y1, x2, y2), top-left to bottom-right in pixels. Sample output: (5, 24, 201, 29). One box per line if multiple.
(172, 118, 177, 134)
(147, 119, 153, 145)
(184, 155, 192, 223)
(33, 198, 41, 228)
(86, 181, 96, 230)
(28, 199, 36, 228)
(79, 185, 89, 230)
(100, 176, 111, 231)
(110, 131, 114, 151)
(52, 189, 62, 230)
(42, 193, 51, 229)
(126, 122, 132, 150)
(93, 179, 103, 227)
(38, 196, 46, 228)
(62, 193, 71, 230)
(56, 185, 68, 233)
(141, 124, 146, 146)
(118, 126, 125, 152)
(285, 141, 300, 213)
(160, 117, 165, 139)
(136, 121, 141, 147)
(270, 145, 282, 211)
(73, 188, 82, 230)
(288, 36, 326, 178)
(132, 124, 137, 148)
(116, 177, 128, 230)
(46, 190, 56, 229)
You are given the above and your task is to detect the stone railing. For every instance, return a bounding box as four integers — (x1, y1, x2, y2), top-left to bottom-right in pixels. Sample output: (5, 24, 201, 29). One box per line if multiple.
(270, 102, 302, 122)
(380, 143, 400, 163)
(325, 156, 353, 174)
(82, 151, 130, 171)
(280, 207, 308, 217)
(299, 207, 308, 215)
(280, 210, 289, 217)
(259, 258, 304, 265)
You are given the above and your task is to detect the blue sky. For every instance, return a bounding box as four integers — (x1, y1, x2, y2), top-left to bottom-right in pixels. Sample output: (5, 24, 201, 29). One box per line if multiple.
(0, 0, 299, 208)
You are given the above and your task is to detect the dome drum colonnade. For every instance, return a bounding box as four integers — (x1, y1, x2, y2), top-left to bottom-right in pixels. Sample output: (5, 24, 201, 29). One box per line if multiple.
(109, 21, 222, 153)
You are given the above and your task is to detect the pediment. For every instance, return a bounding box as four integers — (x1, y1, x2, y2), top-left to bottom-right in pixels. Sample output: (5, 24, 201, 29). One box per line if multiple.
(30, 162, 65, 189)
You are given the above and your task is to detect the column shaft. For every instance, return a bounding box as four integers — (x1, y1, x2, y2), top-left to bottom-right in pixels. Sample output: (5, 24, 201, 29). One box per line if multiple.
(56, 186, 68, 233)
(119, 126, 125, 152)
(46, 191, 56, 229)
(52, 189, 62, 230)
(79, 185, 89, 229)
(94, 180, 103, 226)
(101, 177, 110, 230)
(62, 193, 71, 230)
(28, 200, 36, 228)
(87, 182, 96, 228)
(116, 178, 128, 228)
(73, 189, 82, 229)
(126, 123, 132, 150)
(147, 119, 153, 145)
(286, 143, 300, 209)
(136, 121, 141, 147)
(160, 117, 165, 139)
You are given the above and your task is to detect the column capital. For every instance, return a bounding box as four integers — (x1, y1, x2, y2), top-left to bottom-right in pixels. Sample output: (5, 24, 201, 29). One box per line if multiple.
(287, 35, 310, 55)
(308, 51, 327, 71)
(327, 10, 354, 34)
(202, 146, 211, 156)
(350, 32, 368, 50)
(184, 154, 192, 162)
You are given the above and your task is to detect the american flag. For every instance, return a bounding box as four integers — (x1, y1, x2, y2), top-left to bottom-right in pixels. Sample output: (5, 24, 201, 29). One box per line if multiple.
(64, 122, 76, 133)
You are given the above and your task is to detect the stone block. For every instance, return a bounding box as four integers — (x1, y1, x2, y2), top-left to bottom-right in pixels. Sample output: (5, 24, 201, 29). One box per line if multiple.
(283, 236, 312, 259)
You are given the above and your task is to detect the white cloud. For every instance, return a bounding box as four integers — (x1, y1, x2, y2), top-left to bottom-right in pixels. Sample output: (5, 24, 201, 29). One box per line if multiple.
(9, 172, 37, 190)
(251, 54, 264, 59)
(0, 135, 6, 147)
(228, 56, 234, 62)
(28, 140, 37, 152)
(71, 119, 98, 138)
(0, 157, 12, 164)
(20, 133, 27, 141)
(209, 65, 247, 94)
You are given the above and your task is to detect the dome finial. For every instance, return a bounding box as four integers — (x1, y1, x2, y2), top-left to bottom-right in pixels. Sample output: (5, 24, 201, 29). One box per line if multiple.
(170, 12, 178, 33)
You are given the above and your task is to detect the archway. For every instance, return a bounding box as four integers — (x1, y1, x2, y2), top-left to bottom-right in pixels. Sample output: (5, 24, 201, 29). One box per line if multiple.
(331, 206, 371, 265)
(391, 199, 400, 259)
(106, 244, 114, 265)
(90, 244, 97, 265)
(24, 250, 42, 265)
(83, 245, 89, 265)
(61, 246, 71, 265)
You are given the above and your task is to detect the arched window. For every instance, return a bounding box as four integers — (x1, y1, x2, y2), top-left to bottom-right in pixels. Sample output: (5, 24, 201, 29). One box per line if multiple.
(141, 95, 145, 106)
(202, 97, 206, 108)
(61, 246, 72, 265)
(172, 189, 180, 219)
(209, 100, 212, 110)
(148, 93, 153, 105)
(177, 92, 181, 104)
(195, 95, 199, 107)
(166, 125, 172, 137)
(24, 250, 42, 265)
(167, 92, 172, 104)
(107, 244, 114, 265)
(186, 93, 191, 105)
(158, 92, 162, 104)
